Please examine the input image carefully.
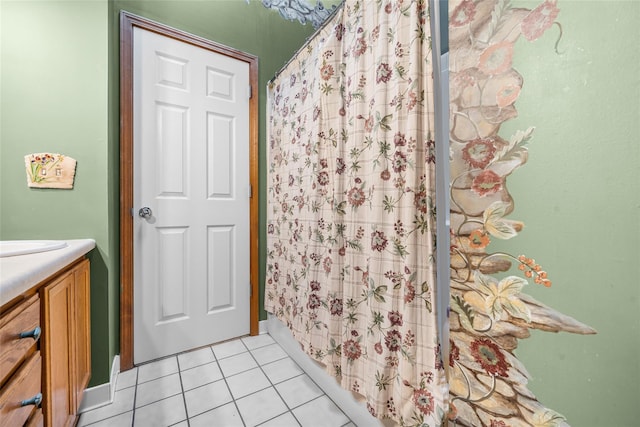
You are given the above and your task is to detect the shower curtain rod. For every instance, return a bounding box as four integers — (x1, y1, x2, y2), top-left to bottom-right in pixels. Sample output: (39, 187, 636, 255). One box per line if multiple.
(268, 0, 345, 86)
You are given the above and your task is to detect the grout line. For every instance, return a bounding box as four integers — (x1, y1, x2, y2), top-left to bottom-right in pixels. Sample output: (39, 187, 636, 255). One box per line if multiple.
(247, 340, 303, 426)
(177, 346, 235, 421)
(211, 342, 248, 426)
(262, 339, 355, 426)
(175, 355, 191, 427)
(130, 366, 138, 427)
(135, 358, 180, 385)
(270, 370, 306, 386)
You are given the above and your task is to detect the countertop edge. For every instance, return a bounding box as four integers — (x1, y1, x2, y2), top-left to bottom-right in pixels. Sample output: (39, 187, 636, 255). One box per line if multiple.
(0, 239, 96, 308)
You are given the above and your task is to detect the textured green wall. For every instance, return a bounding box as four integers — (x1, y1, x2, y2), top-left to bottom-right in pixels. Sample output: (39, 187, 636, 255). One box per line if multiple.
(494, 1, 640, 425)
(0, 0, 115, 386)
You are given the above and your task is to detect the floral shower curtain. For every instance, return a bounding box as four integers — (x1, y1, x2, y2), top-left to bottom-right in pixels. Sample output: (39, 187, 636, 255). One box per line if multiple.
(265, 1, 448, 425)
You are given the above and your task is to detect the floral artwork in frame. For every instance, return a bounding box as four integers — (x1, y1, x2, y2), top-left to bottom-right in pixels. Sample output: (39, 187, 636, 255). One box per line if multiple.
(24, 153, 77, 189)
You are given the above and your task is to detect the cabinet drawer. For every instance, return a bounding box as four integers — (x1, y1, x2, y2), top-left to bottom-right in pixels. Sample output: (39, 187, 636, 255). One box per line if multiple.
(0, 294, 40, 386)
(26, 407, 44, 427)
(0, 352, 42, 427)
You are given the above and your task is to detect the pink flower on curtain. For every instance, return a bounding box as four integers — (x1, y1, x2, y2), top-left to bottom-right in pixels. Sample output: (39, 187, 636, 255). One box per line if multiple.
(320, 63, 334, 80)
(404, 330, 415, 346)
(414, 190, 429, 213)
(392, 150, 408, 173)
(347, 187, 366, 207)
(413, 388, 435, 415)
(330, 298, 343, 316)
(394, 132, 407, 146)
(371, 25, 380, 42)
(371, 230, 389, 251)
(388, 311, 403, 326)
(353, 37, 367, 57)
(395, 42, 404, 57)
(404, 282, 416, 303)
(384, 330, 402, 352)
(334, 23, 344, 41)
(307, 294, 321, 309)
(374, 342, 383, 354)
(376, 63, 392, 83)
(323, 257, 332, 273)
(317, 171, 330, 186)
(344, 339, 362, 361)
(521, 0, 560, 41)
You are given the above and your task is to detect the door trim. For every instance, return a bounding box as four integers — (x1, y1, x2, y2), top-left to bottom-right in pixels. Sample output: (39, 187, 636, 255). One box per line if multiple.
(119, 11, 259, 371)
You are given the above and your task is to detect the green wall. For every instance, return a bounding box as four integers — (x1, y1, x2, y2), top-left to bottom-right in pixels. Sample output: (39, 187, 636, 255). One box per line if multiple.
(0, 0, 115, 386)
(494, 1, 640, 425)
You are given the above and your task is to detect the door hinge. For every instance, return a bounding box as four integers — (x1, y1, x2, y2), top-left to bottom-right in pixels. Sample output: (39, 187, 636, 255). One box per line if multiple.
(248, 85, 252, 99)
(248, 184, 253, 198)
(250, 282, 253, 297)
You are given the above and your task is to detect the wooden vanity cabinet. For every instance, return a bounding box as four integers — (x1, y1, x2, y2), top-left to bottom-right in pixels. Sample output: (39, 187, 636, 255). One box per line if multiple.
(41, 258, 91, 427)
(0, 256, 90, 427)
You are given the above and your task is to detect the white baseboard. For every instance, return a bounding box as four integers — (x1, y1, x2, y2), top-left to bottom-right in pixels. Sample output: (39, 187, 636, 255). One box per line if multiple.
(266, 314, 383, 427)
(259, 319, 269, 334)
(78, 355, 120, 413)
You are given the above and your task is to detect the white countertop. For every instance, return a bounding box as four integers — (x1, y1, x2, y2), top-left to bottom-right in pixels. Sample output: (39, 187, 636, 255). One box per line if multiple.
(0, 239, 96, 307)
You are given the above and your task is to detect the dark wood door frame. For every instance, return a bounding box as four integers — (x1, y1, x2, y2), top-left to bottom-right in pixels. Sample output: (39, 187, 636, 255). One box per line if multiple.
(119, 11, 259, 371)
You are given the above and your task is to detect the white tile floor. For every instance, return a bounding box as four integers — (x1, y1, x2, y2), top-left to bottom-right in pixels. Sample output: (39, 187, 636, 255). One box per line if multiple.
(78, 334, 356, 427)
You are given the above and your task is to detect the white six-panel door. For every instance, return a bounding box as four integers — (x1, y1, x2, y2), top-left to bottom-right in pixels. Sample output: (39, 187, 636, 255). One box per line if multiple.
(133, 27, 250, 364)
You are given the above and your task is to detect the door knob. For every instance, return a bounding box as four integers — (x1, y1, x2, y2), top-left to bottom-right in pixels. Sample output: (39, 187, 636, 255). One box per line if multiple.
(138, 207, 153, 219)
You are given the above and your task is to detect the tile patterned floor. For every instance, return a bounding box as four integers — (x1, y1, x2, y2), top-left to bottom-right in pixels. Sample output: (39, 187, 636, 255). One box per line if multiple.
(78, 334, 355, 427)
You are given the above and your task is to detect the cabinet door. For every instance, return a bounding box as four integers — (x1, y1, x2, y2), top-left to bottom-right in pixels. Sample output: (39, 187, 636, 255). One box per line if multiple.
(42, 272, 74, 427)
(73, 259, 91, 411)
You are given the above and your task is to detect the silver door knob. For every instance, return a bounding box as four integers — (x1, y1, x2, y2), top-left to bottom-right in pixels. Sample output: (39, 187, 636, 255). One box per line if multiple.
(138, 207, 153, 219)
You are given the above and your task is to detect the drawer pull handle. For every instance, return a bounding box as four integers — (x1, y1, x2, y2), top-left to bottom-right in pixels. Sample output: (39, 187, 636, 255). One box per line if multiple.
(20, 393, 42, 408)
(19, 326, 41, 342)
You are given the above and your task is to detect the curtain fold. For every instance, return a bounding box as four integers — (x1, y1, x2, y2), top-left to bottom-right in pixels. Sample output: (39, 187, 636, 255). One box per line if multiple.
(265, 1, 447, 424)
